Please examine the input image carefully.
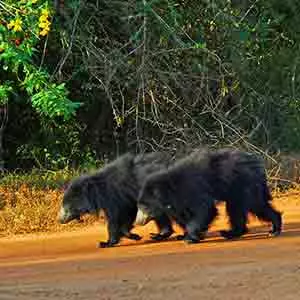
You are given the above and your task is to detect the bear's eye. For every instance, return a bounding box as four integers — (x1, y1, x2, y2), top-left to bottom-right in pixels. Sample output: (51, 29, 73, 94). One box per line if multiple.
(166, 204, 172, 210)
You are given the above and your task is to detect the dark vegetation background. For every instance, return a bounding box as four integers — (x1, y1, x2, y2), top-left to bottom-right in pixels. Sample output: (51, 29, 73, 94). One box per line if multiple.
(3, 0, 300, 179)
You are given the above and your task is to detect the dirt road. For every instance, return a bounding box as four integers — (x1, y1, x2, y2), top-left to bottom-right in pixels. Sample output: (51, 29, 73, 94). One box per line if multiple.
(1, 195, 300, 300)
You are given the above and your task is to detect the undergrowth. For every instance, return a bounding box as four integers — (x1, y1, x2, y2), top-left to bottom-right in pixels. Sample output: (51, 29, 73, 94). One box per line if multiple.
(0, 169, 100, 236)
(0, 168, 80, 190)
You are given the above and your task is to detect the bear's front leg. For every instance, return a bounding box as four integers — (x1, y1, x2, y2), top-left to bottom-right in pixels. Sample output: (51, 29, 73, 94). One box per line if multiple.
(183, 219, 206, 244)
(97, 221, 121, 248)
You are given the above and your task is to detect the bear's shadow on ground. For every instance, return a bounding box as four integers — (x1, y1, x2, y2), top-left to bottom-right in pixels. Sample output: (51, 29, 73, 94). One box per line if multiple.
(115, 222, 300, 248)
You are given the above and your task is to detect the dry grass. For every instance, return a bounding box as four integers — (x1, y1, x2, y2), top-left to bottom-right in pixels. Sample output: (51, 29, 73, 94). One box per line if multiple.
(0, 184, 99, 236)
(0, 185, 62, 234)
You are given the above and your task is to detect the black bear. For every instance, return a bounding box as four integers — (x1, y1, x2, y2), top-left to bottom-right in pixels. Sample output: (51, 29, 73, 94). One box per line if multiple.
(58, 152, 174, 247)
(137, 148, 282, 244)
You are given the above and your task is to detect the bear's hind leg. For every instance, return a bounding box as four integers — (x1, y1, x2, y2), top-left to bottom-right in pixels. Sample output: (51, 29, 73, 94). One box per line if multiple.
(220, 200, 248, 240)
(121, 221, 142, 241)
(122, 231, 142, 241)
(250, 204, 282, 237)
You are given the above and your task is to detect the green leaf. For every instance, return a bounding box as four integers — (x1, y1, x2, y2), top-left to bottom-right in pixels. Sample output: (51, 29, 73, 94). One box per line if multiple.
(239, 30, 250, 41)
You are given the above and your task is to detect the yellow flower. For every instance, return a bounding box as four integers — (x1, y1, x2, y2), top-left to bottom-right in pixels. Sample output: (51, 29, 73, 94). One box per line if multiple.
(41, 8, 50, 17)
(38, 8, 51, 34)
(32, 0, 38, 3)
(13, 19, 22, 32)
(7, 20, 15, 29)
(39, 28, 49, 36)
(115, 115, 124, 127)
(7, 18, 22, 32)
(39, 20, 51, 29)
(41, 25, 50, 33)
(39, 15, 48, 23)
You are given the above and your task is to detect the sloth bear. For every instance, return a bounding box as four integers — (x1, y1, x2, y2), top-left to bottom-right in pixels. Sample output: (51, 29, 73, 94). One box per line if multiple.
(58, 152, 174, 247)
(137, 148, 282, 244)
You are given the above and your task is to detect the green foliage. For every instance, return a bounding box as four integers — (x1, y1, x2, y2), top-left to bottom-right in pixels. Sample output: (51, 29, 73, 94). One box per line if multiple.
(30, 83, 79, 119)
(0, 0, 81, 119)
(0, 81, 12, 104)
(15, 120, 102, 170)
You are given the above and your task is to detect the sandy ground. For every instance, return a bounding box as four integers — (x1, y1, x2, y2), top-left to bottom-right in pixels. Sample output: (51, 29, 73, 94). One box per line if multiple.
(0, 194, 300, 300)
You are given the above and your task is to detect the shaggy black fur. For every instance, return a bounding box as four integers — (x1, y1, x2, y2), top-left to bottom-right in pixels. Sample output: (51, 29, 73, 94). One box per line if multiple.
(138, 148, 282, 244)
(59, 152, 174, 248)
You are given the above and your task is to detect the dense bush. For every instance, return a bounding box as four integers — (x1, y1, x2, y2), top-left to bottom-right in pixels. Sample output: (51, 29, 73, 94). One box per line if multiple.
(1, 0, 300, 169)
